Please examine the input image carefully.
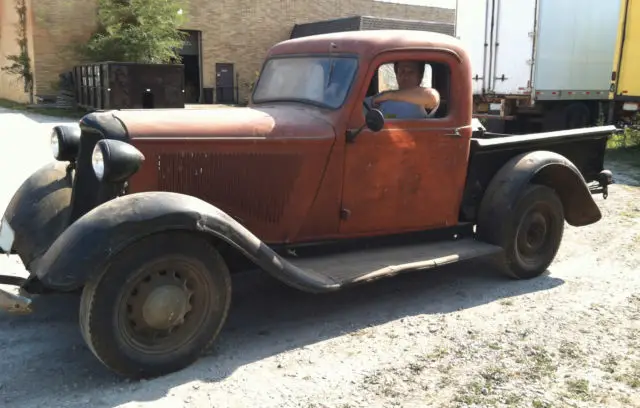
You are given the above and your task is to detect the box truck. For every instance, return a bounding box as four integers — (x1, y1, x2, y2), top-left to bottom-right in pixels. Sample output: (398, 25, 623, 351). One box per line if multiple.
(455, 0, 623, 133)
(610, 0, 640, 127)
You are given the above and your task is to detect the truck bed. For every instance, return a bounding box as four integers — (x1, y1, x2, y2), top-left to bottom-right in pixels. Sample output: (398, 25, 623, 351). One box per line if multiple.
(460, 125, 615, 221)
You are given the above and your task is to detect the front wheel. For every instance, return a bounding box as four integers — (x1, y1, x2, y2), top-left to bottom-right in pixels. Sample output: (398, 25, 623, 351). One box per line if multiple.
(79, 231, 232, 379)
(481, 184, 565, 279)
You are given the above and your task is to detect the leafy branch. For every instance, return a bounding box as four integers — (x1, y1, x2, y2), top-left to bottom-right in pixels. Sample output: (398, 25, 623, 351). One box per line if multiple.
(79, 0, 188, 64)
(2, 0, 34, 103)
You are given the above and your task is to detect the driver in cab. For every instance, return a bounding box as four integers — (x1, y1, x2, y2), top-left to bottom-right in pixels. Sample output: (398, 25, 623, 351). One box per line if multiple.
(365, 60, 440, 119)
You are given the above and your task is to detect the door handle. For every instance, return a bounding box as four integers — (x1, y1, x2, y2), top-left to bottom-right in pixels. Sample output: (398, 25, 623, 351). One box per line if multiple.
(443, 124, 473, 137)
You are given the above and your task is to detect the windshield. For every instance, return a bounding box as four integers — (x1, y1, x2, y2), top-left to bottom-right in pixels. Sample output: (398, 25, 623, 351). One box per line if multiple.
(252, 56, 358, 109)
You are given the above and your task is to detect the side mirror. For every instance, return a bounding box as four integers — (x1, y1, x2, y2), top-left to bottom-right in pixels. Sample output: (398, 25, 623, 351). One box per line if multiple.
(365, 109, 385, 132)
(346, 105, 386, 143)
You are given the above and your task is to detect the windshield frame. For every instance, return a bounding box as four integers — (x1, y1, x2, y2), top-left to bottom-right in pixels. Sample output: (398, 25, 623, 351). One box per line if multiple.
(250, 53, 360, 110)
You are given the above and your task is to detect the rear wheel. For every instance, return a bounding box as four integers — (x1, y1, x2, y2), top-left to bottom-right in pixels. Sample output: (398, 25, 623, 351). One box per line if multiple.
(564, 102, 592, 129)
(480, 184, 565, 279)
(542, 102, 593, 131)
(79, 231, 231, 379)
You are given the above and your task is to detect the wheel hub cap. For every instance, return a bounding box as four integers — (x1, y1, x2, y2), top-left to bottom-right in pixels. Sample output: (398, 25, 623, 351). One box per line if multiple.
(118, 261, 213, 354)
(141, 285, 189, 330)
(524, 212, 548, 252)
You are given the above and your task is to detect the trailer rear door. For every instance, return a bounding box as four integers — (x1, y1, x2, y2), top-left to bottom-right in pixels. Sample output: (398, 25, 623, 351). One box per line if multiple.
(456, 0, 537, 96)
(455, 0, 492, 94)
(489, 0, 538, 95)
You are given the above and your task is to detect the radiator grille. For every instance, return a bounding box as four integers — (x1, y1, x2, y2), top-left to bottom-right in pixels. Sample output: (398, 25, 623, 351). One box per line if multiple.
(157, 152, 302, 224)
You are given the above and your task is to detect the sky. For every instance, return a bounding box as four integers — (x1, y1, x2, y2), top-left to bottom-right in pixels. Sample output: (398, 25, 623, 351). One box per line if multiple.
(374, 0, 456, 9)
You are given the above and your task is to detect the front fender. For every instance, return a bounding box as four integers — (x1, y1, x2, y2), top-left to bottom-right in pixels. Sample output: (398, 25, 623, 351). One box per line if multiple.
(33, 191, 338, 293)
(3, 161, 72, 270)
(478, 150, 602, 229)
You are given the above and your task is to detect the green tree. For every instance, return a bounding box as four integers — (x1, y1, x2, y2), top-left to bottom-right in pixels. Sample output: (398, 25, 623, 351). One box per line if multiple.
(81, 0, 188, 63)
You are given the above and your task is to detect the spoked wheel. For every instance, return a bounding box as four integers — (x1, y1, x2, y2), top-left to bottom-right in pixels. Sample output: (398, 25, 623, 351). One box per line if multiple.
(79, 232, 231, 379)
(479, 184, 565, 279)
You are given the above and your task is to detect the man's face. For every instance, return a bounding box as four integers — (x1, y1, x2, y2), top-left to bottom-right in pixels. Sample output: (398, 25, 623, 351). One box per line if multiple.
(395, 61, 423, 90)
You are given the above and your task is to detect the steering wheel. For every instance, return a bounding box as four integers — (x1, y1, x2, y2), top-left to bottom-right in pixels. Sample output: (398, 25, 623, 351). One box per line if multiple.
(363, 97, 439, 119)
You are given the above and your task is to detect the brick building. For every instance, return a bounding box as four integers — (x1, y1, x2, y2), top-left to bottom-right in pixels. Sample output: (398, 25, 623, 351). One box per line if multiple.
(0, 0, 455, 105)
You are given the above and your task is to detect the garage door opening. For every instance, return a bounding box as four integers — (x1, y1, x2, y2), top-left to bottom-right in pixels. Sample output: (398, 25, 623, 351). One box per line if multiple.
(178, 30, 202, 104)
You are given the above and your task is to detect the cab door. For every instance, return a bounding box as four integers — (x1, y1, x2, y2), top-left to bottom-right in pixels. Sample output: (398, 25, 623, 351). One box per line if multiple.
(338, 49, 472, 236)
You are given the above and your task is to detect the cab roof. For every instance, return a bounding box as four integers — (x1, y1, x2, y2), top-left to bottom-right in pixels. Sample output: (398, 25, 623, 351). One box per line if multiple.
(267, 29, 466, 59)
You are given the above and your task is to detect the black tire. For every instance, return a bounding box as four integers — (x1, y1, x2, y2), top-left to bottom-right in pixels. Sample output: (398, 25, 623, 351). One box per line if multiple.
(480, 184, 564, 279)
(564, 102, 592, 129)
(542, 102, 592, 131)
(79, 231, 232, 379)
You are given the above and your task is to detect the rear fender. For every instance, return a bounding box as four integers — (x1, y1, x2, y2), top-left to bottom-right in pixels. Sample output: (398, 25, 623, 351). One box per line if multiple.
(2, 161, 72, 269)
(32, 191, 338, 293)
(478, 150, 602, 230)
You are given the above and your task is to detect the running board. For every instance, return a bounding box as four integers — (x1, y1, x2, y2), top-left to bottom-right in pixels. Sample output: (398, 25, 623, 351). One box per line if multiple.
(289, 238, 504, 288)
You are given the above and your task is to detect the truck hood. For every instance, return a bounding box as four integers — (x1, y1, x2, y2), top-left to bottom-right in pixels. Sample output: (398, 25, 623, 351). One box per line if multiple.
(110, 106, 335, 140)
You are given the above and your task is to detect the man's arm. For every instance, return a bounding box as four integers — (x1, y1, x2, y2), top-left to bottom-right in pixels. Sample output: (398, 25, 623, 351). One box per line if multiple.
(373, 87, 440, 110)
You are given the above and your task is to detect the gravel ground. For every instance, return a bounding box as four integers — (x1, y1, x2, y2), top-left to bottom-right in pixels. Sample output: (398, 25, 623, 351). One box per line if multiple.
(0, 109, 639, 408)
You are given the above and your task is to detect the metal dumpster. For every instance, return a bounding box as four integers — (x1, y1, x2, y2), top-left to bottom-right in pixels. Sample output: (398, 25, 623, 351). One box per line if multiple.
(73, 62, 185, 110)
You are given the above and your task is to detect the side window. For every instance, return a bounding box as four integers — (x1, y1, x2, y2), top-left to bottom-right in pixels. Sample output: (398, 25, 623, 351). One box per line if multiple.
(365, 60, 451, 120)
(378, 62, 433, 91)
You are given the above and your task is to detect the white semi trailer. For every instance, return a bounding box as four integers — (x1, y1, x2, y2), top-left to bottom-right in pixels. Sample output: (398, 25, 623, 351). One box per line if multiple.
(455, 0, 623, 133)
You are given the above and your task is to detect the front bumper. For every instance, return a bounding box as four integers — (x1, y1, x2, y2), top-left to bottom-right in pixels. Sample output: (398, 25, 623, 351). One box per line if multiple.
(0, 284, 32, 313)
(0, 217, 33, 313)
(0, 216, 15, 255)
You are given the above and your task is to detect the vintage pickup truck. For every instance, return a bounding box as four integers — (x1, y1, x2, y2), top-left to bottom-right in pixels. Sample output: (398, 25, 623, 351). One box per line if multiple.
(0, 30, 615, 378)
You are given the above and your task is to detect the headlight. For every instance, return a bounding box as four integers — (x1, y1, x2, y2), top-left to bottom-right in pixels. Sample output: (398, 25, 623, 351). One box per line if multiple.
(51, 125, 81, 161)
(92, 139, 145, 183)
(50, 131, 59, 159)
(92, 144, 105, 181)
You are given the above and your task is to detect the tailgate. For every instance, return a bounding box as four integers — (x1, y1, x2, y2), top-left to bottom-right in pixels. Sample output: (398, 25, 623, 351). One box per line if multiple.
(455, 0, 492, 94)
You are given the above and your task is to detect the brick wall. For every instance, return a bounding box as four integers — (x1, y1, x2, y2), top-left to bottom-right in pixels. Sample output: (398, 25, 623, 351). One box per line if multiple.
(0, 0, 36, 103)
(29, 0, 98, 97)
(18, 0, 454, 104)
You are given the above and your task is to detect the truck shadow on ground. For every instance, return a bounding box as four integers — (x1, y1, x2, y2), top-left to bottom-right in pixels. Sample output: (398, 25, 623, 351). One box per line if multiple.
(0, 258, 564, 407)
